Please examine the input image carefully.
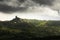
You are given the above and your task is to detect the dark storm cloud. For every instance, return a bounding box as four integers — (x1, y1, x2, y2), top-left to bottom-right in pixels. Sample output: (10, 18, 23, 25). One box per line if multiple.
(18, 0, 25, 3)
(0, 4, 27, 13)
(0, 0, 56, 13)
(0, 0, 28, 13)
(32, 0, 54, 6)
(0, 0, 4, 1)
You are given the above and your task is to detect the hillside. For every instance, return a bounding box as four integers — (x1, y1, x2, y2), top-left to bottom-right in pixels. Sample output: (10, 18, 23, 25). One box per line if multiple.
(0, 16, 60, 40)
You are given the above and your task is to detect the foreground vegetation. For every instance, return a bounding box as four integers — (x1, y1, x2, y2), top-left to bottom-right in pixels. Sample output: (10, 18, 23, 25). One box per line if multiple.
(0, 17, 60, 40)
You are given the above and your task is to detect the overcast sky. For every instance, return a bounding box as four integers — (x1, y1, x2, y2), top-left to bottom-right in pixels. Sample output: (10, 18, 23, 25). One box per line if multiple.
(0, 0, 60, 21)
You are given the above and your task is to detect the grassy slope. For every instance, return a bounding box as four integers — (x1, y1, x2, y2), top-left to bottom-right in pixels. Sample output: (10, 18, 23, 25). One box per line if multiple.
(0, 18, 60, 40)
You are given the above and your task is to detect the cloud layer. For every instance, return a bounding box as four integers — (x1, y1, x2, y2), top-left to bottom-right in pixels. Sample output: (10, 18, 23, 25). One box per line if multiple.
(0, 0, 56, 13)
(0, 0, 60, 13)
(0, 0, 60, 20)
(32, 0, 54, 6)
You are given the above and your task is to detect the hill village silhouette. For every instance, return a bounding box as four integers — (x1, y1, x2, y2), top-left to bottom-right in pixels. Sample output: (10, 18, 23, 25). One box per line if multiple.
(12, 16, 20, 21)
(11, 16, 23, 23)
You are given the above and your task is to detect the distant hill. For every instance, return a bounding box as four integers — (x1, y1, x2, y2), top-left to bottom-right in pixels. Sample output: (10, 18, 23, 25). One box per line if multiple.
(0, 16, 60, 40)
